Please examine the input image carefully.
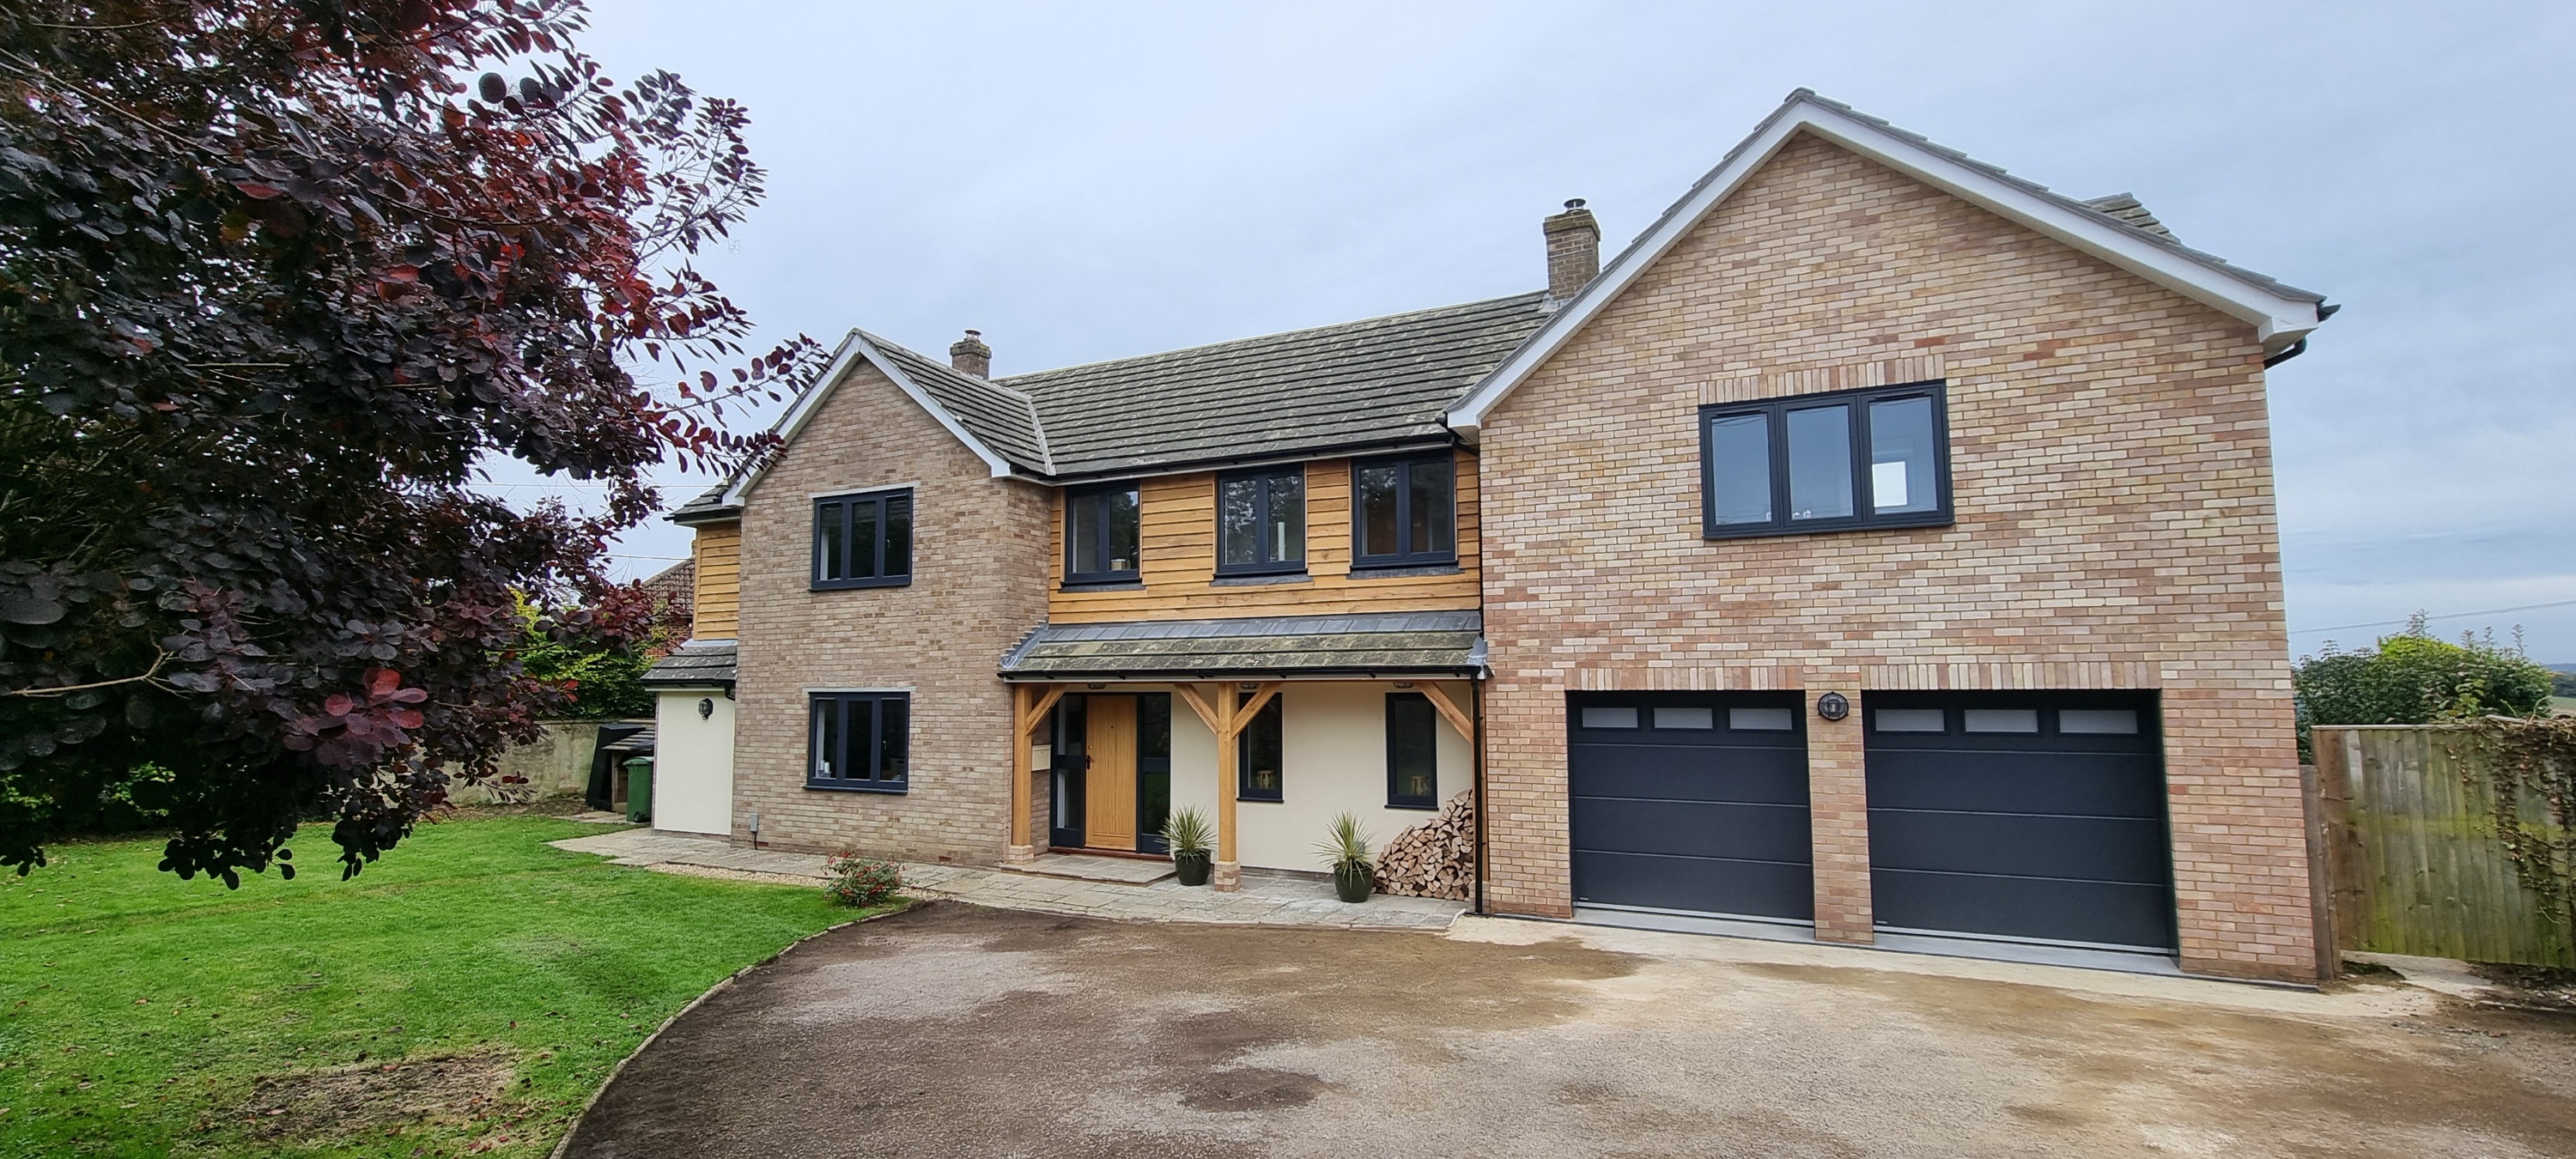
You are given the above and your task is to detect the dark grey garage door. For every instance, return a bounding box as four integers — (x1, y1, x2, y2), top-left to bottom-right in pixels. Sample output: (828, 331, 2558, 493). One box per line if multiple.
(1569, 693, 1812, 922)
(1864, 693, 2172, 951)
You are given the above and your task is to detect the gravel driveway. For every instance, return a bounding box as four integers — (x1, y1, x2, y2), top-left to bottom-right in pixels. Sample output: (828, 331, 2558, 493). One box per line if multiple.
(562, 902, 2576, 1158)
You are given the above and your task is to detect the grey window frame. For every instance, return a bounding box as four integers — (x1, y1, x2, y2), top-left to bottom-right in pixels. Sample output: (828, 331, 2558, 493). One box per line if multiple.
(1385, 692, 1438, 810)
(1213, 466, 1308, 578)
(811, 488, 914, 591)
(1236, 693, 1285, 803)
(1350, 451, 1457, 569)
(805, 691, 909, 793)
(1063, 481, 1142, 587)
(1698, 381, 1953, 540)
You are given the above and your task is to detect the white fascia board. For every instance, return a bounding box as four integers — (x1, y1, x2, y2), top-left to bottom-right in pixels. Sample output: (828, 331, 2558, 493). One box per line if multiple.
(1447, 98, 2324, 440)
(724, 330, 1017, 507)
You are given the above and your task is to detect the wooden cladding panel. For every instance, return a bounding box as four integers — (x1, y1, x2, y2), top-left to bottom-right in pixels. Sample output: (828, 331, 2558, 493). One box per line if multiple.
(1045, 451, 1480, 623)
(692, 521, 742, 639)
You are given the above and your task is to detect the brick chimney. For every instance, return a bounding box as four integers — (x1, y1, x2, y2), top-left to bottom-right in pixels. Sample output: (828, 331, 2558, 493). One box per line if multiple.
(1542, 199, 1601, 305)
(949, 329, 991, 377)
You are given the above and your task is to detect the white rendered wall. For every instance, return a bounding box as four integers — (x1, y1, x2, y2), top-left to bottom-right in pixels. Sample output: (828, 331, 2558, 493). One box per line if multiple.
(1164, 681, 1472, 873)
(653, 689, 736, 834)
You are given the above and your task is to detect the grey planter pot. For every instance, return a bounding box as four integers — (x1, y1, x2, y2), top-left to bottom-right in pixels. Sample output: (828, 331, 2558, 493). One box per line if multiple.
(1172, 849, 1213, 887)
(1333, 862, 1373, 903)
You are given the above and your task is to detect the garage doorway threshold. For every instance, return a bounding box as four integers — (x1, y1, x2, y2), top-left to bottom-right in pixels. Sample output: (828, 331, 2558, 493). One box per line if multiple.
(1571, 906, 2182, 976)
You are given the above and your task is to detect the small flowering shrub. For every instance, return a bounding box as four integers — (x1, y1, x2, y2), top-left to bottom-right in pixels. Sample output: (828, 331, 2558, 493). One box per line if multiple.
(823, 853, 905, 908)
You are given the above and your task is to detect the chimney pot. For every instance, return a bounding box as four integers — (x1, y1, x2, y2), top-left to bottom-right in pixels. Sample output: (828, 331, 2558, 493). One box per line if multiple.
(950, 329, 991, 377)
(1542, 199, 1601, 305)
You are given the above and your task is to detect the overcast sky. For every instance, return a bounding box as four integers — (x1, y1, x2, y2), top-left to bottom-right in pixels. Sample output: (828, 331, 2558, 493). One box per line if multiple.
(499, 2, 2576, 661)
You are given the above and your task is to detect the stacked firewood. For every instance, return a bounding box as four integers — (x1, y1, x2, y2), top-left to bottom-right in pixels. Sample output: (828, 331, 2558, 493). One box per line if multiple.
(1373, 790, 1475, 901)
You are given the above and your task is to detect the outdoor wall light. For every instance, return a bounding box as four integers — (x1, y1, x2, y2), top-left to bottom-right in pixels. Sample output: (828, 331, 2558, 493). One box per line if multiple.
(697, 697, 714, 720)
(1086, 683, 1107, 690)
(1815, 691, 1850, 721)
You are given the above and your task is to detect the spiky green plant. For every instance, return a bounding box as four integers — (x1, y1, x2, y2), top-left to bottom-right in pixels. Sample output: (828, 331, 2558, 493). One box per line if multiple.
(1314, 811, 1375, 871)
(1161, 806, 1214, 855)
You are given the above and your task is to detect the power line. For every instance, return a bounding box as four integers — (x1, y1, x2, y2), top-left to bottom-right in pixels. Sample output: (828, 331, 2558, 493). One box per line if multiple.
(2289, 597, 2576, 637)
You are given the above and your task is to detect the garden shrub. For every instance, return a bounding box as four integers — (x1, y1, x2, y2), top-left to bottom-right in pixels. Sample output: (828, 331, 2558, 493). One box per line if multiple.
(2294, 615, 2555, 758)
(823, 853, 904, 908)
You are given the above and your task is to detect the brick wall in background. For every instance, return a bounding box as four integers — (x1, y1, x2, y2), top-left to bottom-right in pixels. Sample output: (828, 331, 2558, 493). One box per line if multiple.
(732, 364, 1051, 865)
(1477, 131, 2315, 981)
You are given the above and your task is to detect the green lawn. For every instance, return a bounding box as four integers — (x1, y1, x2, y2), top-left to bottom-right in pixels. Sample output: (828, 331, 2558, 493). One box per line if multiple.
(1, 813, 872, 1157)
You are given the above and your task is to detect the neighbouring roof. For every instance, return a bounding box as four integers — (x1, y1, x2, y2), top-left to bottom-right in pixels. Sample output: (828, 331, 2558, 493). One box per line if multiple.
(1447, 89, 2334, 438)
(641, 640, 737, 687)
(998, 611, 1485, 681)
(641, 558, 695, 609)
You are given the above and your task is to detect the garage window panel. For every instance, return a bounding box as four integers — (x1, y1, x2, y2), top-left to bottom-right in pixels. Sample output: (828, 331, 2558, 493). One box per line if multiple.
(1654, 706, 1715, 730)
(1962, 708, 2039, 733)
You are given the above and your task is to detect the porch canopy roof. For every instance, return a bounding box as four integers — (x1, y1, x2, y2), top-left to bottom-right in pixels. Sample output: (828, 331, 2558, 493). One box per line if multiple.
(998, 610, 1485, 682)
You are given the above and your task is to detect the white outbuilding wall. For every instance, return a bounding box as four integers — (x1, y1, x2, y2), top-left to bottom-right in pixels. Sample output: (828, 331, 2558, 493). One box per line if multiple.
(653, 688, 736, 835)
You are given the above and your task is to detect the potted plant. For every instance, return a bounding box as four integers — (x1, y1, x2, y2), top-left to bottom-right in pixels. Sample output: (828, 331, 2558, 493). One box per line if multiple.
(1163, 806, 1215, 886)
(1316, 811, 1376, 903)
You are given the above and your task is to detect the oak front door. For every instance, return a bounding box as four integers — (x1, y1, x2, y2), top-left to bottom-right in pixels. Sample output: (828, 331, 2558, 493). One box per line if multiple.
(1084, 695, 1138, 850)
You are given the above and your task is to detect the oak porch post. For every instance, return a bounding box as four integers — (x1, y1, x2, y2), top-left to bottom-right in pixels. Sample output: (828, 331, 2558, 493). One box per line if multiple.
(1007, 683, 1066, 866)
(1213, 688, 1240, 890)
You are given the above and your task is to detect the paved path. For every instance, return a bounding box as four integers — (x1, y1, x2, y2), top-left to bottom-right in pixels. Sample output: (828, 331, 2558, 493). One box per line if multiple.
(561, 904, 2576, 1159)
(548, 828, 1466, 931)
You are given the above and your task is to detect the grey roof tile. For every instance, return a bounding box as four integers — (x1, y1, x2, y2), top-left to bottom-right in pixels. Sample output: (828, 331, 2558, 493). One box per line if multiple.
(999, 613, 1485, 679)
(864, 293, 1547, 479)
(865, 337, 1055, 473)
(641, 640, 738, 686)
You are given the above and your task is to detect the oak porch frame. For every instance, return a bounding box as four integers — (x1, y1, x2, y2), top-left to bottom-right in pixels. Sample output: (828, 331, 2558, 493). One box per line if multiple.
(1005, 678, 1478, 890)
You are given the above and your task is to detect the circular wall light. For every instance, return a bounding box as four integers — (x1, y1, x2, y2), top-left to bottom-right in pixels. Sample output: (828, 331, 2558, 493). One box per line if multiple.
(1815, 691, 1850, 721)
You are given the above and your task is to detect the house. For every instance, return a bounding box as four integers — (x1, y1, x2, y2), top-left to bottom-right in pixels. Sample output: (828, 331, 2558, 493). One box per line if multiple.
(641, 90, 2333, 982)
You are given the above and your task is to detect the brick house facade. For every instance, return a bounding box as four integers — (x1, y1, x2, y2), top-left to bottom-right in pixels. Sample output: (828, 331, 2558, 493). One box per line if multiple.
(1470, 130, 2313, 980)
(647, 89, 2332, 981)
(731, 364, 1052, 864)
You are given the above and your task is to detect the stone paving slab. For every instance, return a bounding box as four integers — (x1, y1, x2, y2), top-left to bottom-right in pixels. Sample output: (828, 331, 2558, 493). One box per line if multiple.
(547, 828, 1464, 931)
(1010, 852, 1176, 884)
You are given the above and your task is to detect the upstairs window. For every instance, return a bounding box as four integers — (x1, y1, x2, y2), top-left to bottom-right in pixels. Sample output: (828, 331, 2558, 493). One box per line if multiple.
(808, 692, 908, 792)
(1701, 383, 1950, 539)
(1065, 482, 1141, 586)
(1217, 467, 1307, 576)
(1352, 452, 1455, 568)
(812, 489, 913, 590)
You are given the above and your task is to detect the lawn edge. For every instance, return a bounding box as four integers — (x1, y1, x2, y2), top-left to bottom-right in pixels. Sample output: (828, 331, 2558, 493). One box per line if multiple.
(543, 895, 929, 1159)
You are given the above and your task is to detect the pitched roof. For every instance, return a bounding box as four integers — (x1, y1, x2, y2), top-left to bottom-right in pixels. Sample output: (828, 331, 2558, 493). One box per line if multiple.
(998, 610, 1485, 680)
(641, 558, 695, 609)
(723, 294, 1549, 501)
(1447, 89, 2335, 438)
(999, 293, 1548, 477)
(865, 335, 1055, 473)
(641, 640, 737, 687)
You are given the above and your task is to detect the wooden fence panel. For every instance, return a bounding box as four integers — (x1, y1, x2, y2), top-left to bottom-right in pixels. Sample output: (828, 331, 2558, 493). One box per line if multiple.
(2317, 725, 2572, 967)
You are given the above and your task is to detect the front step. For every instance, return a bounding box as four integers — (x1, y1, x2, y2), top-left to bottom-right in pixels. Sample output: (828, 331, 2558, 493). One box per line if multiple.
(1002, 853, 1176, 885)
